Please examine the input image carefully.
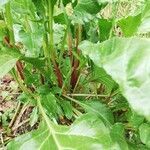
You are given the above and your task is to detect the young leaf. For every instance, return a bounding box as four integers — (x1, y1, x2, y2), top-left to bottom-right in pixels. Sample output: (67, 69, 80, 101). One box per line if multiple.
(80, 37, 150, 120)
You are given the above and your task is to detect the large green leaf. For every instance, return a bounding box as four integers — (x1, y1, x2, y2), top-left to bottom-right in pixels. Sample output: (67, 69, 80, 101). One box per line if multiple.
(7, 114, 118, 150)
(79, 37, 150, 120)
(0, 47, 21, 78)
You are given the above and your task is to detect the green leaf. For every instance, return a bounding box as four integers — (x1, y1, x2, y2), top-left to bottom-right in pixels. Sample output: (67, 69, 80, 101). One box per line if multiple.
(139, 123, 150, 148)
(10, 0, 36, 15)
(60, 101, 73, 119)
(0, 20, 8, 40)
(128, 142, 149, 150)
(138, 1, 150, 33)
(118, 14, 141, 37)
(72, 0, 106, 24)
(84, 101, 114, 124)
(41, 93, 62, 118)
(75, 0, 101, 14)
(54, 13, 66, 25)
(30, 107, 38, 127)
(79, 37, 150, 120)
(118, 2, 150, 35)
(19, 29, 43, 57)
(110, 123, 129, 150)
(69, 98, 112, 127)
(90, 65, 117, 92)
(32, 0, 45, 16)
(7, 114, 114, 150)
(62, 0, 72, 6)
(0, 47, 21, 78)
(53, 24, 65, 46)
(126, 110, 144, 129)
(21, 56, 46, 73)
(98, 19, 112, 41)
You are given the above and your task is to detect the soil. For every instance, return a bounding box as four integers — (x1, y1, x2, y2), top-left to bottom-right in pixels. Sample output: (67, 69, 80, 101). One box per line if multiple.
(0, 74, 36, 148)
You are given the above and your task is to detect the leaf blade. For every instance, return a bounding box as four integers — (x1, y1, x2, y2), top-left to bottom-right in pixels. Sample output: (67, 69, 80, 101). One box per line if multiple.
(80, 37, 150, 120)
(0, 47, 21, 78)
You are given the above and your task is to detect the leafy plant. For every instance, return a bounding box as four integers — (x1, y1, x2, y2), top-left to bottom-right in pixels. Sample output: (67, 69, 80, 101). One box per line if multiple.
(0, 0, 150, 149)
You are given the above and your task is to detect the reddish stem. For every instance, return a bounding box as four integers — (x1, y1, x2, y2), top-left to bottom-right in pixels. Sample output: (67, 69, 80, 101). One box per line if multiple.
(16, 61, 24, 80)
(70, 58, 79, 89)
(70, 25, 81, 89)
(53, 61, 63, 88)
